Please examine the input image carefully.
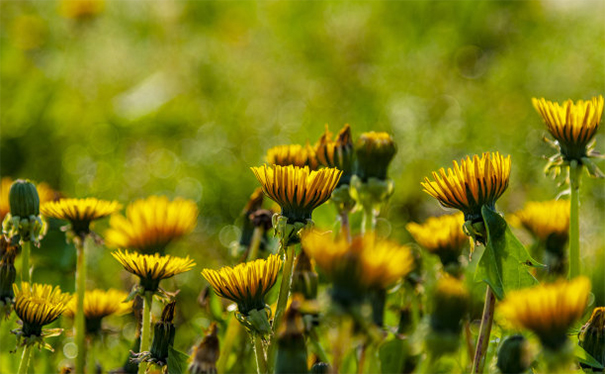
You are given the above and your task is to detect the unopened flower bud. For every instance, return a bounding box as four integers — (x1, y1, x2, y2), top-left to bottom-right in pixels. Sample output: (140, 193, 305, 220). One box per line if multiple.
(291, 249, 318, 300)
(578, 307, 605, 368)
(9, 180, 40, 217)
(497, 335, 531, 374)
(275, 300, 308, 374)
(355, 132, 397, 182)
(149, 301, 176, 365)
(0, 237, 17, 313)
(189, 323, 219, 374)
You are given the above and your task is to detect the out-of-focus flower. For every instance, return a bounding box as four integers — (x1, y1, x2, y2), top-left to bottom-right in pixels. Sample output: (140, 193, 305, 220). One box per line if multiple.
(422, 152, 511, 223)
(1, 177, 12, 223)
(0, 238, 17, 316)
(497, 335, 532, 374)
(267, 144, 319, 170)
(275, 300, 308, 374)
(355, 132, 397, 182)
(499, 276, 590, 350)
(578, 307, 605, 368)
(189, 323, 220, 374)
(251, 165, 341, 224)
(315, 124, 354, 186)
(291, 248, 318, 300)
(112, 250, 195, 294)
(11, 15, 47, 51)
(512, 200, 569, 244)
(105, 196, 198, 254)
(41, 198, 121, 237)
(59, 0, 105, 20)
(532, 96, 604, 178)
(429, 275, 469, 334)
(64, 289, 131, 334)
(406, 213, 467, 267)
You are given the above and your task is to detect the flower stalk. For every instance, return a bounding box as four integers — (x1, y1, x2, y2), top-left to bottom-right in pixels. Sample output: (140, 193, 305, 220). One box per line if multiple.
(569, 160, 582, 279)
(17, 344, 32, 374)
(471, 287, 496, 374)
(138, 290, 153, 374)
(74, 235, 88, 374)
(253, 334, 268, 374)
(20, 241, 30, 284)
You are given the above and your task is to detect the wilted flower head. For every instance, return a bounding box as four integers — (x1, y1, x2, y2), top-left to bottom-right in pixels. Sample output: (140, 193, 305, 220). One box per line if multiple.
(532, 96, 604, 177)
(189, 323, 220, 374)
(422, 152, 511, 222)
(41, 198, 121, 237)
(315, 124, 355, 185)
(201, 254, 282, 316)
(267, 144, 319, 170)
(112, 250, 195, 293)
(65, 289, 131, 334)
(499, 276, 590, 350)
(406, 213, 467, 266)
(251, 165, 341, 223)
(105, 196, 198, 254)
(355, 132, 397, 181)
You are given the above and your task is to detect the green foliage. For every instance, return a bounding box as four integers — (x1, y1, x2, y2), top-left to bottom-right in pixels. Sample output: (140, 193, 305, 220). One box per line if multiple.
(167, 346, 190, 374)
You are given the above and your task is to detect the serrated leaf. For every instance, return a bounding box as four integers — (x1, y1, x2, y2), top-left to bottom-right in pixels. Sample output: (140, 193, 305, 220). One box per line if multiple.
(574, 344, 605, 369)
(474, 206, 540, 300)
(167, 346, 190, 374)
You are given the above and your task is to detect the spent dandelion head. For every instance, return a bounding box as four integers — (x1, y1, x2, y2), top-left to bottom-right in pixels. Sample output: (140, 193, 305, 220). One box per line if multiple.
(41, 197, 121, 238)
(266, 144, 319, 170)
(406, 212, 467, 267)
(251, 165, 342, 224)
(421, 152, 511, 224)
(189, 323, 220, 374)
(12, 282, 71, 349)
(201, 254, 282, 316)
(499, 276, 590, 351)
(105, 196, 198, 254)
(65, 289, 132, 334)
(355, 131, 397, 182)
(315, 124, 355, 186)
(112, 250, 195, 294)
(532, 96, 604, 178)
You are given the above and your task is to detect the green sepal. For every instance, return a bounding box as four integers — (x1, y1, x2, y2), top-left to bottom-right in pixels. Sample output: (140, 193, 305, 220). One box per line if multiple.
(247, 308, 272, 336)
(574, 344, 604, 370)
(474, 205, 541, 300)
(167, 346, 190, 374)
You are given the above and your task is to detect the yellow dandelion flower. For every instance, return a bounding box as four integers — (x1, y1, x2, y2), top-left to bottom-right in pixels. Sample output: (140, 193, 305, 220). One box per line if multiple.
(105, 196, 198, 254)
(251, 165, 342, 223)
(422, 152, 511, 221)
(266, 144, 319, 170)
(512, 200, 569, 243)
(1, 177, 12, 222)
(41, 198, 121, 236)
(112, 250, 195, 293)
(35, 182, 62, 204)
(499, 276, 590, 350)
(532, 96, 603, 163)
(315, 124, 354, 185)
(355, 131, 397, 181)
(303, 231, 414, 304)
(406, 213, 467, 265)
(430, 275, 469, 334)
(64, 289, 131, 334)
(13, 282, 71, 337)
(202, 254, 282, 315)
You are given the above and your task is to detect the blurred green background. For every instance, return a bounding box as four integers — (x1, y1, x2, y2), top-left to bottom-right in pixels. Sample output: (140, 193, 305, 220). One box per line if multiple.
(1, 0, 604, 372)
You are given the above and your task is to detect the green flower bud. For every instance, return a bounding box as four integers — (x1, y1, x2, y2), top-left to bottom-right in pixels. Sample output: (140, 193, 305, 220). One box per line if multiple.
(9, 180, 40, 217)
(149, 301, 176, 365)
(354, 132, 397, 182)
(578, 307, 605, 369)
(496, 335, 531, 374)
(275, 301, 308, 374)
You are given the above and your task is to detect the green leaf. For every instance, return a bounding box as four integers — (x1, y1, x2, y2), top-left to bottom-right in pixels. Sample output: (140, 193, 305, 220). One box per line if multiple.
(167, 346, 190, 374)
(474, 206, 540, 300)
(379, 338, 408, 373)
(574, 344, 605, 369)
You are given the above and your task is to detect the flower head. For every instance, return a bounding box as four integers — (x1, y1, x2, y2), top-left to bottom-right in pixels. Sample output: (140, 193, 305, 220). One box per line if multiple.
(266, 144, 319, 170)
(355, 132, 397, 181)
(59, 0, 105, 19)
(499, 276, 590, 350)
(532, 96, 603, 170)
(406, 213, 467, 266)
(105, 196, 198, 254)
(65, 289, 131, 334)
(578, 307, 605, 368)
(189, 323, 220, 374)
(315, 124, 355, 185)
(112, 250, 195, 293)
(303, 231, 414, 305)
(512, 200, 569, 243)
(41, 198, 121, 236)
(2, 179, 45, 244)
(251, 165, 342, 223)
(429, 275, 469, 334)
(13, 282, 71, 339)
(1, 177, 12, 223)
(421, 152, 511, 222)
(201, 254, 282, 316)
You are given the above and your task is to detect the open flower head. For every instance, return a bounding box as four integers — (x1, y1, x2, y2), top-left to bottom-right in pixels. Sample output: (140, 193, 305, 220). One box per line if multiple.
(105, 196, 198, 254)
(532, 96, 603, 164)
(251, 165, 342, 223)
(65, 289, 132, 334)
(406, 213, 467, 266)
(201, 254, 282, 316)
(499, 276, 590, 350)
(13, 282, 71, 338)
(303, 231, 414, 305)
(315, 124, 355, 185)
(112, 250, 195, 293)
(511, 200, 569, 244)
(422, 152, 511, 222)
(355, 132, 397, 181)
(41, 198, 121, 236)
(266, 144, 319, 170)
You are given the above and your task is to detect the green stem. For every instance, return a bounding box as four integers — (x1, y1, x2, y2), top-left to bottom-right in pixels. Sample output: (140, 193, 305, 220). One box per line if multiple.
(253, 334, 268, 374)
(138, 291, 153, 374)
(339, 211, 352, 243)
(471, 286, 496, 374)
(267, 244, 296, 370)
(361, 206, 376, 236)
(568, 160, 582, 279)
(308, 328, 330, 364)
(248, 226, 264, 261)
(21, 241, 31, 283)
(75, 236, 88, 374)
(17, 344, 32, 374)
(216, 316, 242, 373)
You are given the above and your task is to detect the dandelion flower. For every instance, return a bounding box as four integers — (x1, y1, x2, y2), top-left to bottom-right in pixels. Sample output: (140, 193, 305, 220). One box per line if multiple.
(315, 124, 355, 185)
(13, 282, 71, 338)
(64, 289, 132, 334)
(499, 276, 590, 350)
(251, 165, 341, 223)
(266, 144, 319, 170)
(1, 177, 13, 222)
(512, 200, 569, 243)
(406, 213, 467, 266)
(105, 196, 198, 254)
(41, 198, 121, 236)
